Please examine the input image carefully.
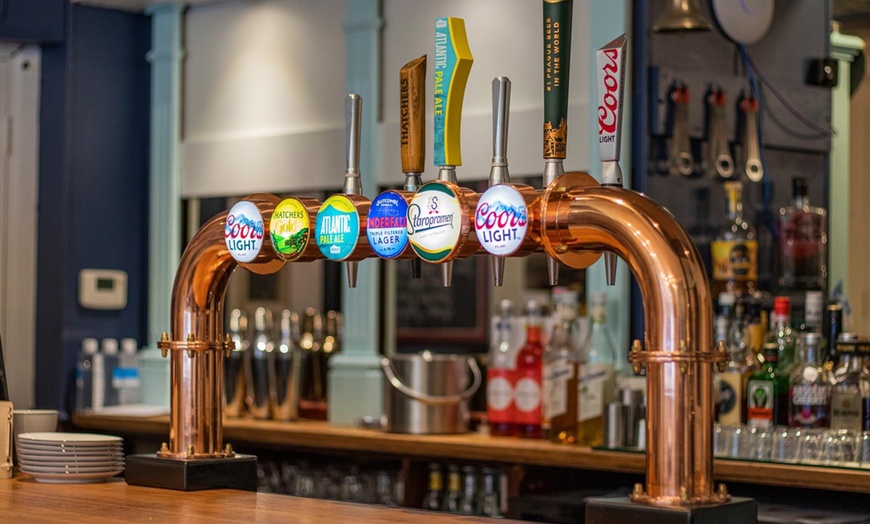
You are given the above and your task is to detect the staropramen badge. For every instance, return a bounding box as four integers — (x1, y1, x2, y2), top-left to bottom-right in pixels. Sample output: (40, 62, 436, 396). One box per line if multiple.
(406, 182, 460, 263)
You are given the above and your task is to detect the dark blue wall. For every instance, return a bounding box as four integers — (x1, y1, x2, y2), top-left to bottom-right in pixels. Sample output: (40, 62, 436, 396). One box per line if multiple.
(36, 6, 150, 418)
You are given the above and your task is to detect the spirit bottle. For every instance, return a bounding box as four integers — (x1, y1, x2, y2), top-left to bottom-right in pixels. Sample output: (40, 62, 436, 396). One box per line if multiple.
(718, 294, 751, 426)
(543, 288, 580, 444)
(778, 177, 827, 292)
(823, 304, 843, 365)
(422, 463, 444, 511)
(576, 292, 616, 446)
(442, 465, 462, 513)
(458, 465, 478, 515)
(487, 299, 517, 436)
(711, 181, 757, 297)
(478, 467, 501, 517)
(515, 301, 544, 438)
(765, 296, 796, 374)
(789, 333, 832, 428)
(746, 342, 789, 427)
(830, 334, 867, 431)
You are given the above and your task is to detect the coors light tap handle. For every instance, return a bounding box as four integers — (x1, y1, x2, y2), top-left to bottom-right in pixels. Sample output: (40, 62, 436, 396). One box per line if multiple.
(596, 33, 627, 286)
(489, 76, 511, 286)
(400, 55, 426, 278)
(434, 16, 473, 286)
(543, 0, 573, 285)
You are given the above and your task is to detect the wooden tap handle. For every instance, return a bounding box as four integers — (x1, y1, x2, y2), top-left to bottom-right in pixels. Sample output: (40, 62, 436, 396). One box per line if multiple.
(400, 56, 426, 174)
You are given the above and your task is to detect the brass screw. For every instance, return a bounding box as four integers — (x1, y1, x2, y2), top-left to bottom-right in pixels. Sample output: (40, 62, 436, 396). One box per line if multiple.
(680, 486, 689, 503)
(187, 349, 196, 359)
(187, 446, 195, 457)
(225, 443, 234, 456)
(554, 245, 568, 254)
(680, 361, 688, 374)
(160, 332, 170, 358)
(632, 483, 644, 497)
(631, 339, 643, 374)
(716, 340, 727, 372)
(160, 442, 169, 453)
(718, 483, 728, 498)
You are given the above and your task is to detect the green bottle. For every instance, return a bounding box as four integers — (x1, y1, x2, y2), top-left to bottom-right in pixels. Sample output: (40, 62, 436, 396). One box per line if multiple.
(746, 342, 789, 427)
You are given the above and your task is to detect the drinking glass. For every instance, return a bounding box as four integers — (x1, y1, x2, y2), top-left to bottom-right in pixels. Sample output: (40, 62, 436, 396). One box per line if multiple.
(771, 426, 799, 463)
(857, 431, 870, 468)
(747, 426, 773, 460)
(797, 429, 823, 465)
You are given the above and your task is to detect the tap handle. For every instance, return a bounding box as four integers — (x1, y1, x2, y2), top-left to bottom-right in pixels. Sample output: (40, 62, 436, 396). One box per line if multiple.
(344, 94, 362, 194)
(433, 17, 473, 168)
(543, 0, 573, 160)
(400, 56, 426, 176)
(492, 76, 511, 169)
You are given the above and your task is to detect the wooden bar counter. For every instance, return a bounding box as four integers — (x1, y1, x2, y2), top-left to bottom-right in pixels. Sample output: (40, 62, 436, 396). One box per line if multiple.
(0, 475, 516, 522)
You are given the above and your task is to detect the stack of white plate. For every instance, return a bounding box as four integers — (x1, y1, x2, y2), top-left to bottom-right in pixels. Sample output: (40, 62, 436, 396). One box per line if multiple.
(15, 432, 124, 484)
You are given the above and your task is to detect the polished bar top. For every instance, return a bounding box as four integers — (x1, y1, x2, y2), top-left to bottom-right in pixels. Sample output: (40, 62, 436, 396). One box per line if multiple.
(0, 475, 517, 523)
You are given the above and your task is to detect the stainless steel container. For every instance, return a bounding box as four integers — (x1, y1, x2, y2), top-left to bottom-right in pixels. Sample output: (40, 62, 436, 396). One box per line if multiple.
(381, 351, 481, 434)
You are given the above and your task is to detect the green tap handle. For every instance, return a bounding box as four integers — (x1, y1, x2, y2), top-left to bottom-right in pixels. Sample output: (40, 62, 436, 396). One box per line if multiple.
(543, 0, 573, 159)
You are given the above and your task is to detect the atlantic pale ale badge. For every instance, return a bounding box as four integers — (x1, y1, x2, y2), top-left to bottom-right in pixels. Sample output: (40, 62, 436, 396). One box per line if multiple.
(474, 185, 528, 256)
(270, 198, 310, 260)
(316, 195, 360, 261)
(225, 200, 265, 263)
(407, 182, 461, 263)
(367, 191, 409, 259)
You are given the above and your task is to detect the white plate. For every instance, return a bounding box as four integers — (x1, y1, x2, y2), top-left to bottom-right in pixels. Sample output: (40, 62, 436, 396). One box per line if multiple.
(16, 446, 124, 458)
(20, 463, 125, 474)
(18, 458, 125, 468)
(16, 443, 123, 454)
(17, 432, 123, 445)
(19, 469, 123, 484)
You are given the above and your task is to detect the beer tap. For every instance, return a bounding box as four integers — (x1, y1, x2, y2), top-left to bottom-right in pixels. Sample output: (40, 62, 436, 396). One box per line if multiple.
(400, 56, 426, 278)
(246, 306, 273, 420)
(596, 34, 627, 286)
(542, 0, 573, 286)
(269, 309, 301, 422)
(315, 94, 374, 287)
(487, 77, 511, 286)
(430, 16, 473, 287)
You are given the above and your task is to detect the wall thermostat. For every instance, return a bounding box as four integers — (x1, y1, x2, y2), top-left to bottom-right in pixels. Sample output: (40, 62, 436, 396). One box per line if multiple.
(78, 269, 128, 310)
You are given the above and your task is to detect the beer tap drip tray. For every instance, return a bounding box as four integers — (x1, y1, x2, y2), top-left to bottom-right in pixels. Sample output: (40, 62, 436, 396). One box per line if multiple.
(125, 453, 258, 492)
(586, 496, 758, 524)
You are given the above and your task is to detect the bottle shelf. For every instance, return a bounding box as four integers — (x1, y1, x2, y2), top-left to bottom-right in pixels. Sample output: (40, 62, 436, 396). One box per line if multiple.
(71, 412, 870, 495)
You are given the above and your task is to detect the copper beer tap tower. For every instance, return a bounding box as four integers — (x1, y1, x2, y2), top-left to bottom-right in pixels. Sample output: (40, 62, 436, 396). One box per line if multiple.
(125, 19, 755, 520)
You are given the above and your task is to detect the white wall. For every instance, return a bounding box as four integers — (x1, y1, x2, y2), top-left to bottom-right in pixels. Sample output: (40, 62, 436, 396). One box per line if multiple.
(181, 0, 594, 197)
(182, 0, 348, 197)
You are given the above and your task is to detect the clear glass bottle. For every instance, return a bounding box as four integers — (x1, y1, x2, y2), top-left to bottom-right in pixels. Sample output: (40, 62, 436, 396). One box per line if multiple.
(803, 290, 824, 334)
(458, 465, 478, 516)
(442, 465, 462, 513)
(765, 296, 796, 374)
(711, 181, 757, 297)
(778, 176, 827, 292)
(718, 295, 752, 426)
(99, 338, 119, 408)
(830, 334, 866, 431)
(788, 333, 832, 428)
(115, 338, 140, 405)
(477, 467, 501, 518)
(746, 342, 789, 427)
(422, 463, 444, 511)
(75, 338, 99, 412)
(576, 292, 616, 446)
(543, 289, 581, 444)
(487, 299, 517, 437)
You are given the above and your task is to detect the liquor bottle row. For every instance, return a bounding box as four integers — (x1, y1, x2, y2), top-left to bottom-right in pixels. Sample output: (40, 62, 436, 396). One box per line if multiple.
(711, 177, 827, 297)
(422, 462, 506, 517)
(715, 291, 870, 431)
(75, 337, 141, 411)
(257, 458, 403, 506)
(223, 307, 342, 421)
(485, 289, 646, 449)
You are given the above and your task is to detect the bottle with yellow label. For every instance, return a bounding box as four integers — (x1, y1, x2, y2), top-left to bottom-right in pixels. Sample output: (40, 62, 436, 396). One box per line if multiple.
(711, 181, 757, 297)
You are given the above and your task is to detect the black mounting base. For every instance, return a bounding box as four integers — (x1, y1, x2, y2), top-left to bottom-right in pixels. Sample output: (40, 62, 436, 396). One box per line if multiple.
(124, 453, 258, 492)
(585, 496, 757, 524)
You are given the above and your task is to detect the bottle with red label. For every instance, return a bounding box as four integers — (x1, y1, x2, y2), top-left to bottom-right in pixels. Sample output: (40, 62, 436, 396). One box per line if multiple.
(515, 300, 544, 438)
(487, 299, 517, 436)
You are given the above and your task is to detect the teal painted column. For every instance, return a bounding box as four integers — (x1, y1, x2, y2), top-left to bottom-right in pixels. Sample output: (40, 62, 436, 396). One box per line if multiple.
(830, 24, 864, 297)
(329, 0, 385, 425)
(585, 1, 632, 354)
(141, 3, 184, 406)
